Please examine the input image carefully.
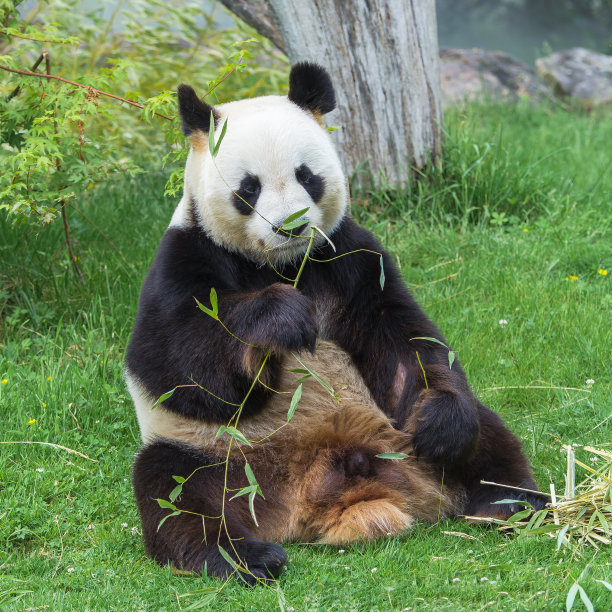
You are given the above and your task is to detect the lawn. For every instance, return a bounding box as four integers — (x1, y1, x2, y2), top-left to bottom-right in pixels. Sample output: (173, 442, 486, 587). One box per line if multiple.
(0, 100, 610, 611)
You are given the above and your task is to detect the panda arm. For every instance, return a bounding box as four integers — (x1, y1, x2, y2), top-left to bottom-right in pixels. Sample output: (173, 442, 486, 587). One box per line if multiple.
(310, 217, 480, 464)
(126, 228, 317, 423)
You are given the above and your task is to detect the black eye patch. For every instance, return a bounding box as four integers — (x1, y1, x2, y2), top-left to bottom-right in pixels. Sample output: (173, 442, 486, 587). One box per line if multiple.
(233, 174, 261, 215)
(295, 164, 324, 203)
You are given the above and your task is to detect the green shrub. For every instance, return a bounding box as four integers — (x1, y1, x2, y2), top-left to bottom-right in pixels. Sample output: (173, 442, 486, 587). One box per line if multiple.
(0, 0, 287, 224)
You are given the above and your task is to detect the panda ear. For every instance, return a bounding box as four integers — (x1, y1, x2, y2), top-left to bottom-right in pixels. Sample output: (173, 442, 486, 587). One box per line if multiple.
(288, 62, 336, 116)
(177, 84, 219, 137)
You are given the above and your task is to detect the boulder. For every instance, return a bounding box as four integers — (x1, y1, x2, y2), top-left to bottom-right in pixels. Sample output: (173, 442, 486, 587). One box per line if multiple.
(439, 47, 550, 107)
(535, 47, 612, 105)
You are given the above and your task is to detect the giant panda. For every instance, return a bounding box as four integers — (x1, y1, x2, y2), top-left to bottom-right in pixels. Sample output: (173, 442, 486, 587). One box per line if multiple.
(126, 63, 545, 585)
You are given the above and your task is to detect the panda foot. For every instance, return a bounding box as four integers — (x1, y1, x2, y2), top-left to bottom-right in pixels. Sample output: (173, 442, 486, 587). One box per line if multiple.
(466, 489, 548, 520)
(208, 540, 287, 586)
(409, 389, 480, 465)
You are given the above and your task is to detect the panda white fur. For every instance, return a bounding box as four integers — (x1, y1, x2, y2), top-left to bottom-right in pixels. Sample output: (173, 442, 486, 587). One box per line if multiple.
(126, 63, 545, 584)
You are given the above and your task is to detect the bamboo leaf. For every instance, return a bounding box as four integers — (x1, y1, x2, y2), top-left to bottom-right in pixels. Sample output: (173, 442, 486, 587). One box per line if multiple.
(281, 207, 310, 228)
(282, 219, 309, 231)
(212, 118, 228, 157)
(596, 510, 609, 533)
(152, 388, 175, 409)
(526, 509, 546, 531)
(291, 353, 338, 400)
(208, 111, 215, 155)
(244, 462, 259, 488)
(312, 225, 336, 251)
(248, 489, 259, 527)
(209, 288, 218, 318)
(172, 475, 186, 484)
(277, 585, 287, 612)
(566, 583, 579, 612)
(157, 510, 181, 532)
(577, 584, 594, 612)
(448, 350, 456, 369)
(557, 523, 570, 550)
(169, 484, 183, 503)
(217, 544, 238, 570)
(409, 336, 449, 349)
(376, 452, 409, 460)
(156, 498, 177, 511)
(287, 384, 302, 422)
(595, 580, 612, 592)
(195, 293, 219, 321)
(229, 484, 257, 500)
(216, 425, 251, 446)
(492, 499, 532, 507)
(507, 508, 532, 522)
(379, 255, 385, 290)
(180, 589, 218, 610)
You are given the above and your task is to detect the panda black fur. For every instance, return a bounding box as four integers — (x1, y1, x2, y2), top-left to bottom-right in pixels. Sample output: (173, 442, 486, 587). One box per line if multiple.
(126, 63, 546, 584)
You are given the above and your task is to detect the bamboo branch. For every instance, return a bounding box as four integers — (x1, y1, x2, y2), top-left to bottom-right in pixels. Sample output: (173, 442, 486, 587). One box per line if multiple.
(0, 63, 173, 120)
(7, 52, 44, 100)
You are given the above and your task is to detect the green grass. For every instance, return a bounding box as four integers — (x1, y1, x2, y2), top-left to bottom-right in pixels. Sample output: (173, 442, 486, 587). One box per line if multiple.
(1, 101, 611, 611)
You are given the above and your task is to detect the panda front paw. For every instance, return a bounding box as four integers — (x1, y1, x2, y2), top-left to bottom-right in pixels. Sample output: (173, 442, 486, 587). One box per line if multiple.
(408, 389, 480, 464)
(248, 283, 318, 354)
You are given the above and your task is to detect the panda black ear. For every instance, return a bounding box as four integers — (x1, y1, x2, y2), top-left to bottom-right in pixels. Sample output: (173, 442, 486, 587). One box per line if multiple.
(177, 84, 219, 137)
(288, 62, 336, 115)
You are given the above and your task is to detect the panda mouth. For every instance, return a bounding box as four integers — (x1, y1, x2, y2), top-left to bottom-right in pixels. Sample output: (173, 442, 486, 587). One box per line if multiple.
(263, 234, 311, 254)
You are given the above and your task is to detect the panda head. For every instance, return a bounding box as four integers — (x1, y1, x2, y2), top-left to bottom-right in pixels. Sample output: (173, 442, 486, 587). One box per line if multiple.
(175, 63, 348, 265)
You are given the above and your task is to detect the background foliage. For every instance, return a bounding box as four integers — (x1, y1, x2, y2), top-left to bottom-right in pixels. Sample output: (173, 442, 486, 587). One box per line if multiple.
(0, 0, 287, 223)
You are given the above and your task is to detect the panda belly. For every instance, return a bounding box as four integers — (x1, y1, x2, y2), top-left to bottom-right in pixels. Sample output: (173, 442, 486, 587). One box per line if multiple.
(129, 341, 463, 549)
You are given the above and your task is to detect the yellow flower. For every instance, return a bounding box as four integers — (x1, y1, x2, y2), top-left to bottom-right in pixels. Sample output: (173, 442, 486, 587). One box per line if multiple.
(568, 275, 579, 281)
(598, 268, 607, 276)
(42, 403, 47, 408)
(28, 419, 36, 425)
(522, 228, 529, 232)
(46, 376, 52, 381)
(1, 379, 7, 384)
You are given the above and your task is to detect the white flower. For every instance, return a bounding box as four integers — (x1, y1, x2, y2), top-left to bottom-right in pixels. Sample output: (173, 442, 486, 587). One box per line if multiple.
(87, 524, 94, 530)
(36, 468, 44, 473)
(586, 379, 594, 388)
(371, 567, 378, 573)
(481, 577, 489, 582)
(67, 567, 75, 573)
(131, 526, 140, 535)
(452, 577, 460, 583)
(338, 549, 345, 554)
(121, 522, 128, 528)
(498, 319, 508, 328)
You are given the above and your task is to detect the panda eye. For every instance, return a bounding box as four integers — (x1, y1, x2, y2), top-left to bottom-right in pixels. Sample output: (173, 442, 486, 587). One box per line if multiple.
(233, 174, 261, 215)
(242, 176, 261, 196)
(296, 164, 313, 185)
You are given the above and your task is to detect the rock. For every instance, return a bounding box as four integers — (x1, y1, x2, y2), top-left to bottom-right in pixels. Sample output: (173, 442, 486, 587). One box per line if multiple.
(535, 47, 612, 105)
(439, 47, 550, 107)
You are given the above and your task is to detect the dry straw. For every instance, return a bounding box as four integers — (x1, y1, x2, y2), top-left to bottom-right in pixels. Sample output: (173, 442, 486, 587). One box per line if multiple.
(467, 445, 612, 551)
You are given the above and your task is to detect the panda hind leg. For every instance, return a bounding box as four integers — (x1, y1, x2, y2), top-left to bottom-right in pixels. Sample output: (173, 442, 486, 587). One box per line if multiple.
(132, 438, 286, 585)
(461, 403, 548, 520)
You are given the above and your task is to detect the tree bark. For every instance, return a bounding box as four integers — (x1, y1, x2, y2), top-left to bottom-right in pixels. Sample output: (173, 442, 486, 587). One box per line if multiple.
(219, 0, 442, 189)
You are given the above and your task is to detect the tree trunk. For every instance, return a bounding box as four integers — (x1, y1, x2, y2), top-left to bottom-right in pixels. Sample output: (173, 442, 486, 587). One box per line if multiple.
(219, 0, 442, 189)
